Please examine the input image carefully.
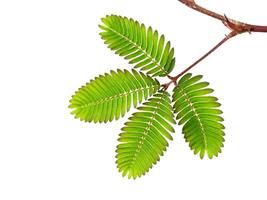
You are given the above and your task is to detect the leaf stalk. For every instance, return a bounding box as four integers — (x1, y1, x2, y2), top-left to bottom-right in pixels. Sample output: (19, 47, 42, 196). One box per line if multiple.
(161, 0, 267, 90)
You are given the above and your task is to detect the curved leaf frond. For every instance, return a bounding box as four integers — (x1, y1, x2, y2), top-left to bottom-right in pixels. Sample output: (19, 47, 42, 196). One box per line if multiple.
(99, 15, 176, 77)
(69, 69, 160, 123)
(116, 91, 175, 179)
(172, 73, 225, 159)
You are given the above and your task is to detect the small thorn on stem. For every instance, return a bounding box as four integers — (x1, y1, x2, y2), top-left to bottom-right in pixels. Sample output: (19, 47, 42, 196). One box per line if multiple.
(178, 0, 267, 33)
(222, 14, 251, 35)
(222, 14, 231, 30)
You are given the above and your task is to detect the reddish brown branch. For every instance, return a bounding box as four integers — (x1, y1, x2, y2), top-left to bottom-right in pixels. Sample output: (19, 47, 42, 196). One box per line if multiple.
(178, 0, 267, 33)
(161, 1, 267, 90)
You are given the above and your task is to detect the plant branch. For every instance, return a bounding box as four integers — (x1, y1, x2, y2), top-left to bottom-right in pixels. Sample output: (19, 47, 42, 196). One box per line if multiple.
(178, 0, 267, 33)
(161, 0, 267, 90)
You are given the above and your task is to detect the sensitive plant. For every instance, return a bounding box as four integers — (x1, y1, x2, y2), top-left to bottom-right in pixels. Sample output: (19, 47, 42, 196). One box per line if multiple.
(69, 0, 267, 179)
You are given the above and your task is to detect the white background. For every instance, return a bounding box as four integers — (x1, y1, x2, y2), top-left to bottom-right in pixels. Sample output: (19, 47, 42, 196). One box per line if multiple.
(1, 0, 267, 199)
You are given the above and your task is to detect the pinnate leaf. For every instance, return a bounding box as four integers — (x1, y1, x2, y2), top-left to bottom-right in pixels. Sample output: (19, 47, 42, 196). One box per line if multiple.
(69, 69, 160, 123)
(116, 91, 175, 179)
(99, 15, 176, 77)
(172, 73, 225, 159)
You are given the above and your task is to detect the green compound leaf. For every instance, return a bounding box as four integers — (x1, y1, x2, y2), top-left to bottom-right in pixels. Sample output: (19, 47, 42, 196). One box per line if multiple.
(99, 15, 176, 77)
(172, 73, 225, 159)
(69, 69, 160, 123)
(116, 91, 175, 179)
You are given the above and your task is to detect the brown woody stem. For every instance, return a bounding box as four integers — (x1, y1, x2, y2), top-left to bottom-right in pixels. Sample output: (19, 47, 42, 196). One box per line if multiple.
(178, 0, 267, 33)
(161, 0, 267, 90)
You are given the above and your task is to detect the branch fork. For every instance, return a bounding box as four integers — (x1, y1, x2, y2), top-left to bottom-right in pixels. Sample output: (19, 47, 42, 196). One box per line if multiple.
(222, 15, 250, 36)
(161, 0, 267, 90)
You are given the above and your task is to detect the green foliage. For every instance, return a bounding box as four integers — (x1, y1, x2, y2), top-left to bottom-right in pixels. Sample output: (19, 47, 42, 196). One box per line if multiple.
(70, 14, 226, 179)
(172, 73, 225, 159)
(116, 91, 175, 179)
(99, 15, 175, 77)
(69, 69, 160, 123)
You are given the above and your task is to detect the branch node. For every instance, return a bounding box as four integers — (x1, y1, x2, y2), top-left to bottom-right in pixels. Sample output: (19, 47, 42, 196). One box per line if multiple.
(178, 0, 267, 33)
